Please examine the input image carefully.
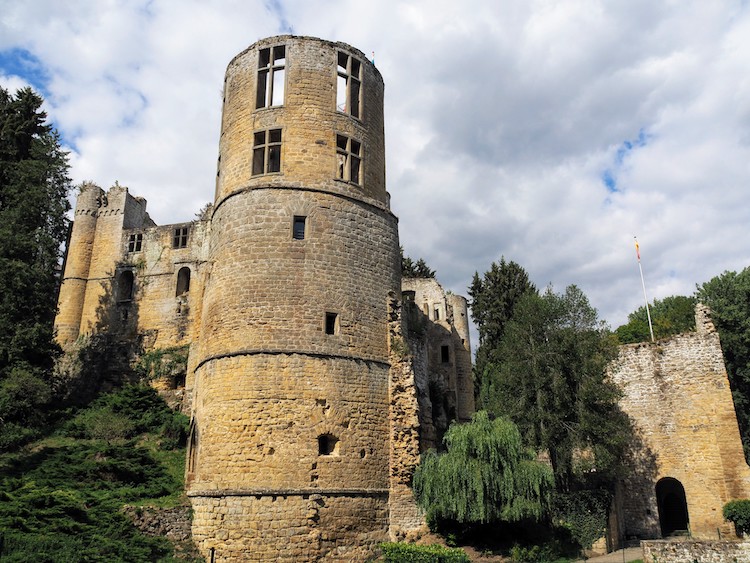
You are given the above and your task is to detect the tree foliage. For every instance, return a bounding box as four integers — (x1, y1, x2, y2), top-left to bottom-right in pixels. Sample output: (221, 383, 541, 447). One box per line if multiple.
(0, 87, 71, 448)
(480, 286, 629, 491)
(615, 295, 697, 344)
(468, 258, 536, 395)
(697, 268, 750, 459)
(400, 246, 436, 278)
(413, 411, 554, 525)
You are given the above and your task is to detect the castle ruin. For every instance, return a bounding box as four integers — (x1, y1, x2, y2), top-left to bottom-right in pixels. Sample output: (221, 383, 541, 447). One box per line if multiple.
(54, 35, 474, 561)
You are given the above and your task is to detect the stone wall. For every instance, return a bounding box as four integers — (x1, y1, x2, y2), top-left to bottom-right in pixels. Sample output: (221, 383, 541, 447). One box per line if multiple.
(642, 539, 750, 562)
(610, 305, 750, 540)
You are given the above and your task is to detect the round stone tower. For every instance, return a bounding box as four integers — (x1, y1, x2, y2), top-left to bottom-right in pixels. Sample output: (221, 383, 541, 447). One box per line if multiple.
(186, 36, 400, 561)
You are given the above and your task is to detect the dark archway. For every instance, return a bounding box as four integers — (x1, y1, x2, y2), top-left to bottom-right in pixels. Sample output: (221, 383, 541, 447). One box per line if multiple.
(117, 270, 134, 302)
(656, 477, 689, 537)
(176, 266, 191, 296)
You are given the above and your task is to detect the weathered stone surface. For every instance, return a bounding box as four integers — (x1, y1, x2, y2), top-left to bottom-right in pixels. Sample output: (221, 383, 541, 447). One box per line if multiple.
(642, 539, 750, 562)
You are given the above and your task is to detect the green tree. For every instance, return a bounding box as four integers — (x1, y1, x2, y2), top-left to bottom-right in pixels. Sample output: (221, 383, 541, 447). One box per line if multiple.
(697, 268, 750, 458)
(468, 258, 536, 396)
(615, 295, 697, 344)
(0, 87, 71, 448)
(400, 246, 436, 278)
(413, 411, 554, 525)
(481, 286, 629, 491)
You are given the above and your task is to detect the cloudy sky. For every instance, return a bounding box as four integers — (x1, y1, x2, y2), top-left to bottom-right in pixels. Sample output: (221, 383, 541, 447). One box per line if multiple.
(2, 0, 750, 332)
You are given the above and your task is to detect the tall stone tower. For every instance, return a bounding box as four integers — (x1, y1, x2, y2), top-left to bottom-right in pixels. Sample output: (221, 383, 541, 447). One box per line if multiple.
(186, 36, 401, 561)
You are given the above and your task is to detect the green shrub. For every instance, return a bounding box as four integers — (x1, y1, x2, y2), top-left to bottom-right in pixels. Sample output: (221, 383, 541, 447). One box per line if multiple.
(552, 489, 611, 550)
(723, 499, 750, 535)
(380, 542, 470, 563)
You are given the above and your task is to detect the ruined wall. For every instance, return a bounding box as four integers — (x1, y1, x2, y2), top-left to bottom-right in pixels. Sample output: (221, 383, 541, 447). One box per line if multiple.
(402, 278, 475, 451)
(610, 305, 750, 540)
(642, 540, 750, 563)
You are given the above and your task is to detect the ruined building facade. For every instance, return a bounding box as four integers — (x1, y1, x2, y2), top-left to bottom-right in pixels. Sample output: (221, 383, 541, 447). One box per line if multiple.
(55, 36, 473, 561)
(610, 305, 750, 543)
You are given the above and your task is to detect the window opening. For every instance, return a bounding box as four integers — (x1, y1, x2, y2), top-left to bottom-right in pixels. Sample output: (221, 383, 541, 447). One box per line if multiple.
(128, 233, 142, 252)
(253, 128, 282, 175)
(336, 134, 361, 185)
(441, 345, 450, 363)
(318, 433, 339, 456)
(325, 312, 338, 335)
(293, 216, 306, 240)
(173, 227, 189, 249)
(256, 45, 286, 109)
(656, 477, 690, 537)
(117, 271, 134, 302)
(337, 51, 361, 118)
(434, 306, 440, 320)
(176, 267, 191, 296)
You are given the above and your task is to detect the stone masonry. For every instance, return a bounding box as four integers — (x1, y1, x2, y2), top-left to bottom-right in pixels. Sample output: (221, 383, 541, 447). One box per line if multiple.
(610, 305, 750, 542)
(55, 35, 475, 561)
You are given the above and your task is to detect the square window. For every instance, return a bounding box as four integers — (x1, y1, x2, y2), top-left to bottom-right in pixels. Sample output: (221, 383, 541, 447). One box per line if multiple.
(173, 227, 189, 249)
(128, 233, 143, 252)
(293, 216, 306, 240)
(335, 134, 362, 185)
(253, 128, 282, 176)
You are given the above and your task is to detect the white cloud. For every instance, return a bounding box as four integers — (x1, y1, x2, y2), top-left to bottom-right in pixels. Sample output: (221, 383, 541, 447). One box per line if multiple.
(2, 0, 750, 332)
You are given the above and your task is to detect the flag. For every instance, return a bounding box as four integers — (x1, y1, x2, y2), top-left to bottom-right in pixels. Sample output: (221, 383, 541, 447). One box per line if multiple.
(634, 238, 640, 261)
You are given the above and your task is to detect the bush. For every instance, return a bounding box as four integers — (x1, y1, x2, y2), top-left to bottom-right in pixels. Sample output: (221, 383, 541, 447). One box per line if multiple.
(380, 542, 470, 563)
(723, 499, 750, 536)
(552, 489, 611, 550)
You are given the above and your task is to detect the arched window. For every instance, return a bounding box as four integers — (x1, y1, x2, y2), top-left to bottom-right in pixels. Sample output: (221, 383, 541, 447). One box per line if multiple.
(318, 433, 339, 456)
(176, 267, 191, 296)
(117, 270, 134, 302)
(656, 477, 690, 537)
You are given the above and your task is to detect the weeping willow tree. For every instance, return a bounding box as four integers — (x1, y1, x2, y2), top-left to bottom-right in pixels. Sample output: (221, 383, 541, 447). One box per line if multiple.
(413, 411, 554, 525)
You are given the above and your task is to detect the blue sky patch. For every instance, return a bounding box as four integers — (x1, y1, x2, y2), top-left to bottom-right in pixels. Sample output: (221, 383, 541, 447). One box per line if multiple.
(0, 47, 51, 97)
(266, 0, 294, 34)
(601, 128, 651, 193)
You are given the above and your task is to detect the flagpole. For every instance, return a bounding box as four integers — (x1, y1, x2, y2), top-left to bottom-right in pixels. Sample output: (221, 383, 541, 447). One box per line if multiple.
(635, 236, 655, 342)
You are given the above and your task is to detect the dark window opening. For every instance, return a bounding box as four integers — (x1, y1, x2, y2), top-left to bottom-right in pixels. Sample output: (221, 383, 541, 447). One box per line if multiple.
(173, 227, 189, 249)
(656, 477, 690, 537)
(187, 421, 198, 473)
(434, 307, 440, 320)
(293, 216, 306, 240)
(253, 128, 282, 175)
(176, 267, 191, 296)
(117, 270, 134, 302)
(128, 233, 142, 252)
(441, 345, 450, 363)
(337, 51, 362, 118)
(336, 134, 361, 185)
(325, 312, 338, 335)
(256, 45, 286, 109)
(318, 433, 339, 456)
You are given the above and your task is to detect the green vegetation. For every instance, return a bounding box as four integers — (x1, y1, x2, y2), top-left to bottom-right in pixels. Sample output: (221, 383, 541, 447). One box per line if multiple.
(698, 268, 750, 459)
(0, 87, 72, 451)
(380, 542, 470, 563)
(615, 295, 697, 343)
(401, 246, 436, 278)
(413, 411, 554, 525)
(723, 499, 750, 536)
(0, 385, 194, 561)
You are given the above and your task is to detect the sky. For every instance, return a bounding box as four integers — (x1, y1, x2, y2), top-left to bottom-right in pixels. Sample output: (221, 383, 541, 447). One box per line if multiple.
(2, 0, 750, 335)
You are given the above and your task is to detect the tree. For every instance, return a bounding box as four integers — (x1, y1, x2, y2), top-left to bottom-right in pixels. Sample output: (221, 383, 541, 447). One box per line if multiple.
(468, 258, 536, 397)
(0, 87, 71, 447)
(615, 295, 697, 344)
(697, 268, 750, 458)
(413, 411, 554, 525)
(400, 246, 435, 278)
(481, 286, 629, 491)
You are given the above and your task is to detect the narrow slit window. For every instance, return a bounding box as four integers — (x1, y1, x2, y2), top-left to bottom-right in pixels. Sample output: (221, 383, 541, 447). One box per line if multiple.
(128, 233, 142, 252)
(253, 128, 282, 176)
(173, 227, 189, 248)
(325, 312, 338, 335)
(434, 306, 440, 320)
(335, 134, 361, 185)
(293, 216, 306, 240)
(256, 45, 286, 109)
(337, 51, 362, 118)
(441, 345, 450, 363)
